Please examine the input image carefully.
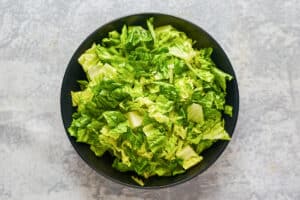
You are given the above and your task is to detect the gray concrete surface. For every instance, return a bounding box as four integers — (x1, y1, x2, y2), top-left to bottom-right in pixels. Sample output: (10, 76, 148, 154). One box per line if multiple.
(1, 0, 300, 199)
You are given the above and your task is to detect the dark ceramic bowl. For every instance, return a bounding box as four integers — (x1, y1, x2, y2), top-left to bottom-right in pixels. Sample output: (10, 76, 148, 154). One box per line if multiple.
(60, 13, 239, 189)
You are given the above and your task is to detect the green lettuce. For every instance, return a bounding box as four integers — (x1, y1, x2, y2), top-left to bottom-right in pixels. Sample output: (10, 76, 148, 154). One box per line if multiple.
(68, 18, 233, 185)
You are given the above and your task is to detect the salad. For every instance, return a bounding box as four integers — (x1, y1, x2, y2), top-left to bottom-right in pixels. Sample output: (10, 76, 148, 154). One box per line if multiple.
(68, 18, 233, 186)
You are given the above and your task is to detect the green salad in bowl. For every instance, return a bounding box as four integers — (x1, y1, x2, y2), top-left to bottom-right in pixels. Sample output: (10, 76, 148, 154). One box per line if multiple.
(67, 18, 233, 186)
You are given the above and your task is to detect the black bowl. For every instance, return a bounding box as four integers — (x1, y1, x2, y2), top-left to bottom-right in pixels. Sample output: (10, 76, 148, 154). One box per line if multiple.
(60, 13, 239, 189)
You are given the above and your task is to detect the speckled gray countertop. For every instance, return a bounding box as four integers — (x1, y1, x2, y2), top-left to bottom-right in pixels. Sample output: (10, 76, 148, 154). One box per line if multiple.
(1, 0, 300, 199)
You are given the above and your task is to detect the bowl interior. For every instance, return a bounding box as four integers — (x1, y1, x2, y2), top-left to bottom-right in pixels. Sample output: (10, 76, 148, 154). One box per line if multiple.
(60, 13, 239, 188)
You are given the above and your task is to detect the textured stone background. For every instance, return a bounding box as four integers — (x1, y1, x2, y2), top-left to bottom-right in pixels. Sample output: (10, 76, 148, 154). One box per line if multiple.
(1, 0, 300, 199)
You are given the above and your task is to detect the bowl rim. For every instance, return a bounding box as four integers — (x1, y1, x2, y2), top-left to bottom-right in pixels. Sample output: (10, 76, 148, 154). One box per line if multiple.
(60, 12, 239, 189)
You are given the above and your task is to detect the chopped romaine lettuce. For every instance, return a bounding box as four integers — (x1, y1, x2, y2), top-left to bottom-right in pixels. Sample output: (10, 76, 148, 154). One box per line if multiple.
(68, 18, 233, 184)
